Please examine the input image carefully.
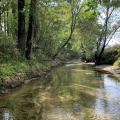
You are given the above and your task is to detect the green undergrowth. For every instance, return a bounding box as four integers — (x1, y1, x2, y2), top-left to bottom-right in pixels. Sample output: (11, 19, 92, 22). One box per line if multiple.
(0, 59, 50, 83)
(114, 57, 120, 67)
(0, 41, 53, 84)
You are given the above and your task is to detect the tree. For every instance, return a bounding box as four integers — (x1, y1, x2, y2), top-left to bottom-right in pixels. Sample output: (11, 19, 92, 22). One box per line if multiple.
(18, 0, 26, 56)
(0, 0, 2, 31)
(95, 0, 120, 64)
(25, 0, 36, 60)
(53, 0, 82, 59)
(75, 0, 98, 61)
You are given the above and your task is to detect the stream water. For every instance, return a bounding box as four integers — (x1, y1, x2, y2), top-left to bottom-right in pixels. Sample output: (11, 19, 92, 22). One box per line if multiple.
(0, 61, 120, 120)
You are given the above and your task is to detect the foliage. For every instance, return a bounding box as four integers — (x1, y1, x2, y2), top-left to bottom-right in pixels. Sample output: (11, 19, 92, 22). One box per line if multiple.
(0, 0, 120, 82)
(0, 61, 29, 81)
(114, 57, 120, 67)
(94, 0, 120, 64)
(113, 45, 120, 66)
(0, 32, 19, 63)
(98, 45, 120, 64)
(0, 60, 47, 82)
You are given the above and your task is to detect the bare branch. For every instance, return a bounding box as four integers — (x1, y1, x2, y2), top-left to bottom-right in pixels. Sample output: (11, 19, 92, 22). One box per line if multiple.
(105, 25, 120, 46)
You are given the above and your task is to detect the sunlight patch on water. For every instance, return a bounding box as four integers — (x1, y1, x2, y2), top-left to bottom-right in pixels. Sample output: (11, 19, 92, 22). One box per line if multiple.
(65, 63, 82, 67)
(2, 109, 14, 120)
(71, 69, 89, 72)
(70, 84, 97, 90)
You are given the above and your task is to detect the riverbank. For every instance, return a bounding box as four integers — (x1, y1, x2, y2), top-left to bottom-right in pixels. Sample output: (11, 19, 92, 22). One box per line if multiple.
(95, 65, 120, 79)
(1, 59, 120, 120)
(80, 61, 120, 80)
(0, 58, 63, 94)
(1, 60, 120, 95)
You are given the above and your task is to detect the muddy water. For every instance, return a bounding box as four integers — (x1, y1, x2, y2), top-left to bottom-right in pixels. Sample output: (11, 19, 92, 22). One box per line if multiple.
(0, 61, 120, 120)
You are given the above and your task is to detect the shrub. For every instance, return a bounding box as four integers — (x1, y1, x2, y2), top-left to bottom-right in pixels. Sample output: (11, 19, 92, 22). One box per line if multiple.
(114, 57, 120, 67)
(100, 45, 120, 65)
(0, 33, 20, 63)
(0, 61, 29, 81)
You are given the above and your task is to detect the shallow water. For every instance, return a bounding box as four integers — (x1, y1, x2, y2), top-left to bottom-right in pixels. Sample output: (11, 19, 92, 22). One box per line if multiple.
(0, 61, 120, 120)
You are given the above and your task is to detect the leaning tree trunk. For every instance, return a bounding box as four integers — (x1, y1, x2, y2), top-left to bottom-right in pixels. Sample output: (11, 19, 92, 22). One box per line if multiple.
(18, 0, 26, 56)
(25, 0, 36, 60)
(52, 9, 76, 59)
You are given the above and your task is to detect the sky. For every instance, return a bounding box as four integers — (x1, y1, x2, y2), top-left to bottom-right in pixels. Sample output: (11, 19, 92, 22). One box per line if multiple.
(109, 32, 120, 46)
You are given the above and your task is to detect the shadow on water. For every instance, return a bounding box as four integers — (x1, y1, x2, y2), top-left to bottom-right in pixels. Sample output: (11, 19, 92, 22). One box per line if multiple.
(0, 61, 120, 120)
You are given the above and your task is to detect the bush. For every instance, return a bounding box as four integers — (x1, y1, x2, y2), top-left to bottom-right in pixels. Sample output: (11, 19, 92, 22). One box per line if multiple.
(0, 61, 29, 81)
(114, 57, 120, 67)
(0, 33, 20, 63)
(100, 45, 120, 64)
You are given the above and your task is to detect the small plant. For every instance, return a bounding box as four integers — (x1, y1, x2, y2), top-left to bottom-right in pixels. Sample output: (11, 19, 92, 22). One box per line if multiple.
(114, 57, 120, 67)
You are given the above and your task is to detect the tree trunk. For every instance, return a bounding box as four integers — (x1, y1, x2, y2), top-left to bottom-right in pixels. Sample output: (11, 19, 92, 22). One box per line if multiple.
(53, 31, 73, 59)
(18, 0, 26, 56)
(52, 8, 76, 59)
(12, 1, 17, 39)
(0, 0, 2, 31)
(95, 4, 110, 65)
(25, 0, 36, 60)
(6, 9, 9, 35)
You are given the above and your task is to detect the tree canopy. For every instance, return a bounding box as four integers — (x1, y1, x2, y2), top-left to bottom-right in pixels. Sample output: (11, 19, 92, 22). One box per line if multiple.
(0, 0, 120, 64)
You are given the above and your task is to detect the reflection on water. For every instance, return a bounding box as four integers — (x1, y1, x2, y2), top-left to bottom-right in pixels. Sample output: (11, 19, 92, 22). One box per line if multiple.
(3, 109, 13, 120)
(0, 61, 120, 120)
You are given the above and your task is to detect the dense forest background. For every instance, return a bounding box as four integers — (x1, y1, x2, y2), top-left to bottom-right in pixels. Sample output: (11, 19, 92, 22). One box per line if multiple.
(0, 0, 120, 81)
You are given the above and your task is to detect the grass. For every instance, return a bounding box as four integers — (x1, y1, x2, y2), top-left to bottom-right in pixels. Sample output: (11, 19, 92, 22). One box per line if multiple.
(113, 57, 120, 67)
(0, 61, 29, 81)
(0, 36, 53, 86)
(0, 59, 50, 83)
